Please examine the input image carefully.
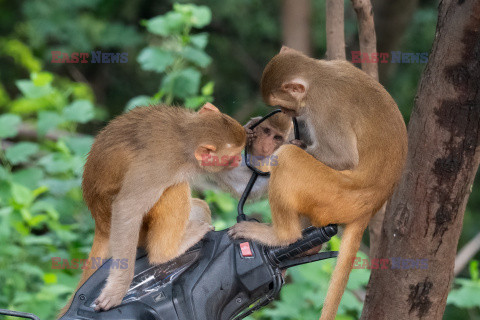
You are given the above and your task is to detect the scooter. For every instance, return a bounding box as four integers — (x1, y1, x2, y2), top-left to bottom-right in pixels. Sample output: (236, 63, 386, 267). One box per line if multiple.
(0, 110, 338, 320)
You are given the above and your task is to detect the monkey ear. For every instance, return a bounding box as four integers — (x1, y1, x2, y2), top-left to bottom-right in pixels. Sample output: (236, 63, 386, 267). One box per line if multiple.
(194, 144, 217, 161)
(199, 102, 220, 114)
(280, 46, 294, 53)
(281, 78, 308, 101)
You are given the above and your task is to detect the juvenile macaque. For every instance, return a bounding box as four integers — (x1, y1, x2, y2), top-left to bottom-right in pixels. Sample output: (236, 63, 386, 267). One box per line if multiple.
(209, 113, 292, 199)
(64, 103, 245, 313)
(229, 47, 408, 320)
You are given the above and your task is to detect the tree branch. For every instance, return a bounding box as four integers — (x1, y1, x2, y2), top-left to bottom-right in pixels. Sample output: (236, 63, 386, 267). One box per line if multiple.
(351, 0, 379, 81)
(326, 0, 346, 60)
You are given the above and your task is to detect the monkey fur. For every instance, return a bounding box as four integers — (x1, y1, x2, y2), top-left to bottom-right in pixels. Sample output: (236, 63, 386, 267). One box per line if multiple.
(229, 47, 408, 320)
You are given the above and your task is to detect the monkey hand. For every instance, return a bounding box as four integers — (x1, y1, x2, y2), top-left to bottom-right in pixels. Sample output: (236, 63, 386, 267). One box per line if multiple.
(289, 139, 307, 149)
(94, 273, 132, 311)
(245, 127, 256, 146)
(228, 221, 260, 241)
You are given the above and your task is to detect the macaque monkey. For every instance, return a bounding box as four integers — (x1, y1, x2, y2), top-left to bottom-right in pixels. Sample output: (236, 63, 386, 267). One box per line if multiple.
(209, 113, 292, 199)
(229, 47, 408, 320)
(63, 103, 245, 313)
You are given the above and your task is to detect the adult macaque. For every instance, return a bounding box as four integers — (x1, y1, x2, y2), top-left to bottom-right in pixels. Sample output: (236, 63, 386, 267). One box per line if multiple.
(229, 47, 408, 320)
(209, 113, 292, 199)
(64, 103, 245, 313)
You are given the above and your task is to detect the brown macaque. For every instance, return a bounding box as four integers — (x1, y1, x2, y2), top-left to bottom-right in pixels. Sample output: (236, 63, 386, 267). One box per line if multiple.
(62, 103, 245, 314)
(210, 113, 292, 199)
(229, 47, 408, 320)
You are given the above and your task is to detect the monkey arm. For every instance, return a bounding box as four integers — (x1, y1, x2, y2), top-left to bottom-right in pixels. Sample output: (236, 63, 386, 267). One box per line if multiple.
(307, 124, 359, 171)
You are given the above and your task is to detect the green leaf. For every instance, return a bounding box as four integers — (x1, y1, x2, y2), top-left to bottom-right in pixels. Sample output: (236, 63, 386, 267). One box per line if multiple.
(201, 81, 214, 96)
(145, 11, 185, 36)
(5, 142, 39, 165)
(448, 279, 480, 308)
(174, 4, 211, 28)
(38, 153, 73, 174)
(0, 166, 9, 181)
(63, 100, 94, 123)
(64, 136, 94, 156)
(37, 111, 63, 136)
(28, 214, 48, 227)
(137, 47, 175, 73)
(11, 183, 34, 206)
(0, 114, 21, 138)
(470, 260, 479, 281)
(190, 5, 212, 28)
(41, 178, 80, 196)
(16, 79, 53, 98)
(161, 68, 201, 99)
(43, 273, 58, 284)
(125, 95, 155, 112)
(31, 72, 54, 86)
(185, 96, 207, 109)
(190, 33, 209, 49)
(181, 46, 212, 68)
(12, 168, 44, 189)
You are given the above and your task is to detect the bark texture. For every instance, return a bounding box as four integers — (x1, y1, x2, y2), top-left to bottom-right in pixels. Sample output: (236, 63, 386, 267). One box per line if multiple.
(361, 1, 480, 319)
(326, 0, 346, 60)
(351, 0, 379, 81)
(282, 0, 312, 56)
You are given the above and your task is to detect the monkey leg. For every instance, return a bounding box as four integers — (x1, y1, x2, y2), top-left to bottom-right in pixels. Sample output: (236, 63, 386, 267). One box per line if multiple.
(57, 227, 110, 318)
(145, 183, 212, 264)
(189, 198, 212, 224)
(94, 184, 157, 311)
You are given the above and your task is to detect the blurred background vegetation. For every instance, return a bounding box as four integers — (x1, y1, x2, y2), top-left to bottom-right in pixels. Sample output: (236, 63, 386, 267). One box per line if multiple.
(0, 0, 478, 319)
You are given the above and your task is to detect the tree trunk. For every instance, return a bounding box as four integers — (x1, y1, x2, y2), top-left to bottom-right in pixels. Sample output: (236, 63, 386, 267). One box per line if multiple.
(281, 0, 312, 56)
(351, 0, 378, 81)
(361, 1, 480, 319)
(326, 0, 346, 60)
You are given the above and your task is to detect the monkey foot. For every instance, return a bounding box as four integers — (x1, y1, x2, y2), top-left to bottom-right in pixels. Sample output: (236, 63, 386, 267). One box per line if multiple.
(229, 221, 300, 247)
(94, 282, 129, 311)
(228, 221, 275, 246)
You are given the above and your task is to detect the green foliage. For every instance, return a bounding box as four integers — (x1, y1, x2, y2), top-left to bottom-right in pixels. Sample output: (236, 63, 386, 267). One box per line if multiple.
(0, 1, 478, 320)
(21, 0, 142, 52)
(448, 260, 480, 311)
(0, 43, 96, 318)
(127, 3, 214, 111)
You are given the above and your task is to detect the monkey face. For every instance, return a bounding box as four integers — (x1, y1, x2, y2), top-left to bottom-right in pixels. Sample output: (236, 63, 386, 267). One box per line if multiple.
(251, 124, 285, 157)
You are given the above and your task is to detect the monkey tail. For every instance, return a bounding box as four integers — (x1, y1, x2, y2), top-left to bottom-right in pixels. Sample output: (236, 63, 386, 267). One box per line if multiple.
(320, 221, 367, 320)
(57, 227, 110, 319)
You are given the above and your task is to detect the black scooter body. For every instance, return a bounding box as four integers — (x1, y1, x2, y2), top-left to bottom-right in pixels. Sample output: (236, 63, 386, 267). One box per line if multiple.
(60, 229, 282, 320)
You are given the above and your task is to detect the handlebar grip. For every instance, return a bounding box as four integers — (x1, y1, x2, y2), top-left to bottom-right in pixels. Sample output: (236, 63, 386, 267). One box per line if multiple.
(267, 225, 338, 265)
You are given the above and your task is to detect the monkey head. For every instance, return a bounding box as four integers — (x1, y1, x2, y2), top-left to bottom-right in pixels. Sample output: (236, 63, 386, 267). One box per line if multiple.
(260, 46, 314, 117)
(247, 113, 292, 157)
(194, 103, 246, 173)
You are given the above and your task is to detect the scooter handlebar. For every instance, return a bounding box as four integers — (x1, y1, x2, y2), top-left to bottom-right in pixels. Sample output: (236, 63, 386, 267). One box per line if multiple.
(267, 225, 338, 265)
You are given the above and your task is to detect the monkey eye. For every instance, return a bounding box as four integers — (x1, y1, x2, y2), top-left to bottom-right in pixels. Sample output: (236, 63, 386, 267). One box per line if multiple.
(274, 135, 283, 141)
(263, 127, 271, 135)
